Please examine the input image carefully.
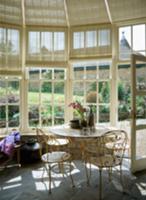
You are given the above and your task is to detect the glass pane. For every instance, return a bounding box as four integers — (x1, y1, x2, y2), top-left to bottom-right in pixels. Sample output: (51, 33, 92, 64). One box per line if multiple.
(133, 24, 145, 51)
(29, 69, 40, 80)
(86, 82, 97, 103)
(28, 105, 39, 126)
(118, 82, 131, 121)
(41, 32, 52, 52)
(73, 82, 84, 102)
(73, 32, 84, 49)
(118, 64, 130, 81)
(119, 26, 131, 60)
(54, 105, 64, 125)
(136, 129, 146, 159)
(28, 31, 40, 54)
(86, 66, 97, 79)
(0, 105, 6, 128)
(74, 66, 84, 79)
(7, 81, 19, 103)
(99, 105, 110, 123)
(7, 29, 19, 54)
(41, 69, 52, 79)
(98, 29, 110, 46)
(8, 105, 19, 127)
(41, 82, 52, 104)
(28, 82, 39, 104)
(118, 64, 131, 121)
(136, 95, 146, 125)
(92, 105, 97, 122)
(54, 32, 64, 51)
(0, 80, 6, 104)
(99, 81, 110, 103)
(99, 63, 110, 79)
(54, 82, 65, 104)
(54, 69, 65, 79)
(136, 63, 146, 91)
(41, 105, 52, 126)
(86, 31, 96, 47)
(0, 28, 6, 53)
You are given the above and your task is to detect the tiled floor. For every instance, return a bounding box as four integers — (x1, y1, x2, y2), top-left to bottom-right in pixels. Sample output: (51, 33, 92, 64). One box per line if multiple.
(0, 159, 146, 200)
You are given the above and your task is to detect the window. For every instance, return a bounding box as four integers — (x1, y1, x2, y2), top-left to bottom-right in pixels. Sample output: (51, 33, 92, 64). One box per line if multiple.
(98, 29, 110, 46)
(54, 32, 64, 51)
(118, 64, 131, 121)
(27, 31, 66, 61)
(72, 61, 111, 123)
(72, 27, 111, 57)
(27, 68, 66, 128)
(73, 32, 84, 49)
(86, 31, 97, 48)
(0, 27, 20, 70)
(73, 29, 111, 49)
(0, 77, 20, 134)
(119, 24, 146, 60)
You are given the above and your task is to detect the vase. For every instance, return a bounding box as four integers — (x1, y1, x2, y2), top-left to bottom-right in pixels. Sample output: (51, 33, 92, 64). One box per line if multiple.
(80, 118, 88, 128)
(70, 119, 80, 129)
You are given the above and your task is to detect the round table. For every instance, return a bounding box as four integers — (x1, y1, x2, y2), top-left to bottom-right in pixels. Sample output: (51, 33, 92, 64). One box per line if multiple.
(49, 124, 116, 160)
(49, 124, 116, 138)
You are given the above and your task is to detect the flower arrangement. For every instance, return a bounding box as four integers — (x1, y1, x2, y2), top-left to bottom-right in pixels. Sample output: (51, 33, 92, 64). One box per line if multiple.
(69, 101, 86, 120)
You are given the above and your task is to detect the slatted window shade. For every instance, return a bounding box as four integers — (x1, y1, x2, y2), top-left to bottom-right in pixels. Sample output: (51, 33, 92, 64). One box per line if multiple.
(27, 30, 66, 63)
(71, 26, 112, 58)
(86, 31, 97, 48)
(0, 27, 21, 75)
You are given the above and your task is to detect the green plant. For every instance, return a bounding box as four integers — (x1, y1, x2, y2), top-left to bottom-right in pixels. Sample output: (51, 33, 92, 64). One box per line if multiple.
(69, 101, 86, 120)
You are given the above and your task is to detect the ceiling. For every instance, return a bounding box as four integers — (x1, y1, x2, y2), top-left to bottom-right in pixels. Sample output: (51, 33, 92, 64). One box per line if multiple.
(0, 0, 146, 27)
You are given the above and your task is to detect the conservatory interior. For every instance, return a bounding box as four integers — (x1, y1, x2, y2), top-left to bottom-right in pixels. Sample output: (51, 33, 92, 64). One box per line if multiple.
(0, 0, 146, 200)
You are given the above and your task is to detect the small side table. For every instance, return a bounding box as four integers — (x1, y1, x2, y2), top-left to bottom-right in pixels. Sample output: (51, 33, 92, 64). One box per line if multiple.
(21, 142, 41, 163)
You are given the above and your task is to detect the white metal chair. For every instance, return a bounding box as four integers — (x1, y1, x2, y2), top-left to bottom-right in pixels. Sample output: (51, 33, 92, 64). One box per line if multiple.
(84, 130, 128, 200)
(36, 128, 74, 193)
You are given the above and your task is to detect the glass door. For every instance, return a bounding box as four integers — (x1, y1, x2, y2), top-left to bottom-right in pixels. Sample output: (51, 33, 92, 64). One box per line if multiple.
(131, 54, 146, 173)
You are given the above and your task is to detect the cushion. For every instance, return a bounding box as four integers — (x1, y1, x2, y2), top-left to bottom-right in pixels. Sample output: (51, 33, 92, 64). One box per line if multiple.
(0, 131, 21, 157)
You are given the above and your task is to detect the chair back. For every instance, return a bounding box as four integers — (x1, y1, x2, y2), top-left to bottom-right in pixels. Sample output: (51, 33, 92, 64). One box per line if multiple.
(103, 129, 128, 164)
(36, 128, 49, 154)
(84, 129, 128, 167)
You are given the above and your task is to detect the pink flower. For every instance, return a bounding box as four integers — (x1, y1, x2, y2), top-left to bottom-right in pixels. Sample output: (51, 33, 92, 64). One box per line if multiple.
(69, 101, 86, 119)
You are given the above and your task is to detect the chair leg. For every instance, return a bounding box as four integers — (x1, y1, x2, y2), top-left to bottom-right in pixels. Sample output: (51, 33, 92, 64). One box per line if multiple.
(58, 162, 65, 177)
(16, 148, 21, 167)
(85, 160, 90, 186)
(42, 164, 46, 181)
(48, 164, 52, 194)
(69, 161, 75, 187)
(119, 165, 123, 186)
(99, 168, 102, 200)
(108, 167, 112, 182)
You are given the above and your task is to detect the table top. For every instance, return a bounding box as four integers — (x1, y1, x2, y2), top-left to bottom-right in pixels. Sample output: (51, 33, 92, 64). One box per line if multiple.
(49, 124, 116, 138)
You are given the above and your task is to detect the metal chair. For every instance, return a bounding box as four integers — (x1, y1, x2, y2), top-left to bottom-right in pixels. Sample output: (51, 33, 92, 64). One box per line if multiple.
(84, 130, 128, 200)
(36, 128, 74, 193)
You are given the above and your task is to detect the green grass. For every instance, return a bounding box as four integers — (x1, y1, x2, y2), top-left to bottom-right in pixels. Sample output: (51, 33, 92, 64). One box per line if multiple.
(28, 91, 65, 104)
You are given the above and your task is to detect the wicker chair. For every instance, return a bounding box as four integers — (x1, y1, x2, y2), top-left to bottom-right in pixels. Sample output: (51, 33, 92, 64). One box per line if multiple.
(36, 128, 74, 193)
(84, 130, 128, 200)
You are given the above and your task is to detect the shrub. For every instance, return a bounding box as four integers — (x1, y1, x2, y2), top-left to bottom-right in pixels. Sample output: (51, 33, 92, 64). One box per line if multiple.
(86, 91, 96, 103)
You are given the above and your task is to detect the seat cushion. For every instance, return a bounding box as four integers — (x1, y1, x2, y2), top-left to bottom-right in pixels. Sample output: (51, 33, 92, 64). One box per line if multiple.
(41, 151, 71, 163)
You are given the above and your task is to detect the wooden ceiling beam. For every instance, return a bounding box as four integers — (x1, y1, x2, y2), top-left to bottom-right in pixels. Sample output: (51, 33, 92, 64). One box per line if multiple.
(64, 0, 70, 27)
(21, 0, 26, 27)
(104, 0, 112, 24)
